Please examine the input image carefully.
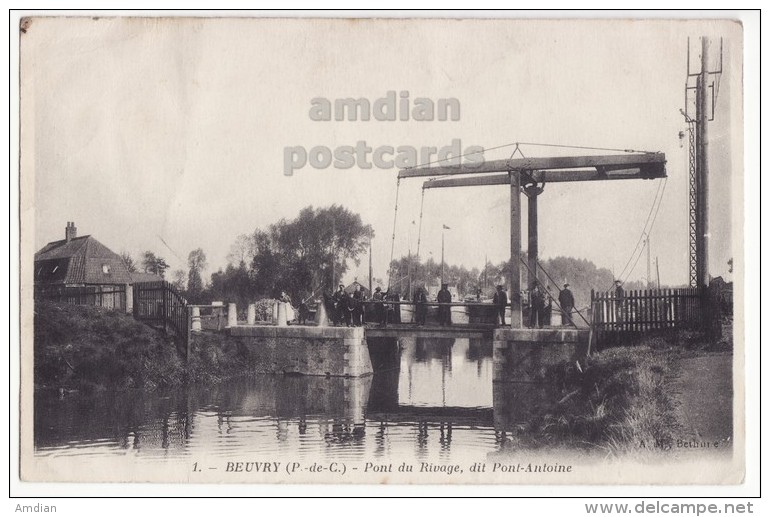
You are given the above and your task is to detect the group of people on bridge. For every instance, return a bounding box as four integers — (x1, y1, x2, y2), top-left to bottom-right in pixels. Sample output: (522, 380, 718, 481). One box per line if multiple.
(493, 282, 576, 328)
(316, 279, 592, 329)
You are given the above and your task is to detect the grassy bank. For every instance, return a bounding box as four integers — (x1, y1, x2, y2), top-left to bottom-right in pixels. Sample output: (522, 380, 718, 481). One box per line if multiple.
(507, 328, 731, 458)
(34, 301, 252, 392)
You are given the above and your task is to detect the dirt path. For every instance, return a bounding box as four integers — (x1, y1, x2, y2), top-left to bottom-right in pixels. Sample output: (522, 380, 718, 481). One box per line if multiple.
(673, 353, 733, 446)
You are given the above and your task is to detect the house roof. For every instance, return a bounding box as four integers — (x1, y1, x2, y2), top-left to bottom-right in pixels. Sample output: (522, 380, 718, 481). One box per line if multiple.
(344, 282, 370, 295)
(35, 235, 133, 285)
(130, 271, 164, 283)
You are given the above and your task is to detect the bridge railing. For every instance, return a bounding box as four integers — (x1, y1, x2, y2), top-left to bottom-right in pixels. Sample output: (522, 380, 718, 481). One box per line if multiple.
(347, 299, 511, 326)
(133, 281, 189, 352)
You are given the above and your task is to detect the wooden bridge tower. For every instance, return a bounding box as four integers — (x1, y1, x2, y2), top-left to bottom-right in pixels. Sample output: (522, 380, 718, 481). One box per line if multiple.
(398, 152, 668, 328)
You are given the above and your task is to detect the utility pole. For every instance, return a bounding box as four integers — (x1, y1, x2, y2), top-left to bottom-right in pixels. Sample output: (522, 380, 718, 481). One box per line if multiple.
(656, 257, 661, 290)
(407, 246, 412, 299)
(646, 234, 652, 289)
(441, 228, 445, 285)
(696, 37, 710, 288)
(685, 36, 722, 289)
(368, 237, 373, 295)
(509, 172, 522, 328)
(331, 219, 336, 290)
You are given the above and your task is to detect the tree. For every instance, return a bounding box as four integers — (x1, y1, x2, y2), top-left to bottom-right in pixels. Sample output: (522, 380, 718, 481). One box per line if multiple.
(206, 262, 254, 308)
(171, 269, 187, 292)
(226, 234, 256, 267)
(119, 251, 137, 273)
(142, 251, 170, 278)
(249, 205, 373, 302)
(187, 248, 207, 302)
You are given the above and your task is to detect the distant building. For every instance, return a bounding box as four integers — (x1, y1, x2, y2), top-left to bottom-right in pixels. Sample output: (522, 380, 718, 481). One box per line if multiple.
(710, 276, 733, 316)
(344, 281, 370, 298)
(34, 222, 133, 311)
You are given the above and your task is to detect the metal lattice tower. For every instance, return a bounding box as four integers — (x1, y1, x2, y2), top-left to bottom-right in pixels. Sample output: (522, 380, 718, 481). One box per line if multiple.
(683, 36, 722, 289)
(687, 121, 697, 287)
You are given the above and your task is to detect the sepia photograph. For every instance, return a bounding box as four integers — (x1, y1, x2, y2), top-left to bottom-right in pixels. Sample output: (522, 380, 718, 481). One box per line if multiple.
(15, 13, 752, 494)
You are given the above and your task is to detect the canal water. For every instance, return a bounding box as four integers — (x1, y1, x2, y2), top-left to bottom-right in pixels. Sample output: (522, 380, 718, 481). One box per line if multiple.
(33, 337, 563, 473)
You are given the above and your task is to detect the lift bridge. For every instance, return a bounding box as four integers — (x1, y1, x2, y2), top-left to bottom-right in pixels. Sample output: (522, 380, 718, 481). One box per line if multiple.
(397, 151, 668, 328)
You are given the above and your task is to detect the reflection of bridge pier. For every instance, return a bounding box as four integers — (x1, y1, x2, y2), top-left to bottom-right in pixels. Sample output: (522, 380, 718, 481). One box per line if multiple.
(492, 381, 561, 433)
(365, 337, 496, 455)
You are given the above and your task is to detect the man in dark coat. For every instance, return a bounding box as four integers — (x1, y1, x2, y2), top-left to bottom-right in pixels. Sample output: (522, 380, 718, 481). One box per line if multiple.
(614, 279, 625, 322)
(372, 286, 388, 326)
(492, 285, 508, 326)
(529, 285, 545, 329)
(558, 282, 575, 326)
(413, 286, 427, 326)
(333, 284, 349, 326)
(437, 284, 452, 326)
(351, 284, 365, 326)
(544, 286, 554, 326)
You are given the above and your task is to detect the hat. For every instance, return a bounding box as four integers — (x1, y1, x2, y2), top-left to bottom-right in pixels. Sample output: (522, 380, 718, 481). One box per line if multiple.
(441, 283, 448, 288)
(339, 283, 345, 288)
(563, 283, 569, 287)
(375, 287, 381, 291)
(614, 279, 621, 284)
(496, 284, 503, 289)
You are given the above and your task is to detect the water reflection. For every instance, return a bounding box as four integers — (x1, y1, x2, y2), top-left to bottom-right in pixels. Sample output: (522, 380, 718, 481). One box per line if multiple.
(35, 337, 559, 462)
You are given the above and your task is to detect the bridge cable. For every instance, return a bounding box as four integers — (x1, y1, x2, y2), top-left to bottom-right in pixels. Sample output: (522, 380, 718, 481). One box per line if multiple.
(617, 177, 668, 287)
(416, 187, 425, 258)
(614, 178, 667, 286)
(387, 178, 401, 289)
(565, 176, 668, 314)
(620, 178, 668, 285)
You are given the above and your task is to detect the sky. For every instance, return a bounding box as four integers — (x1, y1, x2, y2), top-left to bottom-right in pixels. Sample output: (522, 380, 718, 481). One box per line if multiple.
(23, 17, 742, 288)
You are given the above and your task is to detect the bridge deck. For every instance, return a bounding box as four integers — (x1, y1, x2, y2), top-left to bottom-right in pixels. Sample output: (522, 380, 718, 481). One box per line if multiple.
(365, 324, 495, 339)
(365, 324, 588, 341)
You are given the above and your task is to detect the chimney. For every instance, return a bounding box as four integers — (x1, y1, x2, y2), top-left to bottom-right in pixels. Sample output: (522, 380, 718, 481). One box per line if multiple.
(65, 221, 77, 242)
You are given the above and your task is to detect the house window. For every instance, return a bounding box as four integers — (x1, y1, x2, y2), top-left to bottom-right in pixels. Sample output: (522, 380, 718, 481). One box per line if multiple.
(102, 264, 111, 274)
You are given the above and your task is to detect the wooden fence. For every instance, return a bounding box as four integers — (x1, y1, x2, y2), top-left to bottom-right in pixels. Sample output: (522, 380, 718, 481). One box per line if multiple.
(590, 287, 709, 347)
(35, 284, 127, 311)
(133, 281, 189, 351)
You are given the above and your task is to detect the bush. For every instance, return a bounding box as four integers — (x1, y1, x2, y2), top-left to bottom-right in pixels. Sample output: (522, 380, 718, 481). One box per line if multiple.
(34, 301, 184, 392)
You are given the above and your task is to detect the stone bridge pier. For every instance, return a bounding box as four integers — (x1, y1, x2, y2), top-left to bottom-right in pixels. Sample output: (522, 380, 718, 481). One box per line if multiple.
(492, 328, 590, 383)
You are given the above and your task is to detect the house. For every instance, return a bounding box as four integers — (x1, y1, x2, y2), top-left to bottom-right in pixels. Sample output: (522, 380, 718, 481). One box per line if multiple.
(344, 281, 370, 298)
(34, 222, 133, 311)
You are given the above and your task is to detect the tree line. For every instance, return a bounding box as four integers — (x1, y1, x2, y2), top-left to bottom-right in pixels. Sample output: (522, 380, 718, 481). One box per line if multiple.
(120, 203, 655, 309)
(121, 205, 372, 306)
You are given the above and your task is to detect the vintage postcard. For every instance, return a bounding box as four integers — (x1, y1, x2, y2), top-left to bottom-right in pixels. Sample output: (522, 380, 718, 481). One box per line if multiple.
(17, 15, 748, 488)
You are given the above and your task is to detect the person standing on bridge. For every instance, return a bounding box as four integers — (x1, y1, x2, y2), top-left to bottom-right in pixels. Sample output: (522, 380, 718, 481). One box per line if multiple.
(558, 283, 575, 327)
(352, 284, 365, 327)
(437, 283, 452, 326)
(333, 284, 350, 327)
(493, 285, 508, 326)
(413, 285, 428, 326)
(614, 280, 625, 324)
(529, 284, 545, 329)
(372, 286, 388, 327)
(544, 286, 554, 326)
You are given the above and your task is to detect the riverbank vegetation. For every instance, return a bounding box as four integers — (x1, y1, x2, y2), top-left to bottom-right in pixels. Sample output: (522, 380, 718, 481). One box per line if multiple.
(34, 302, 252, 393)
(503, 327, 731, 458)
